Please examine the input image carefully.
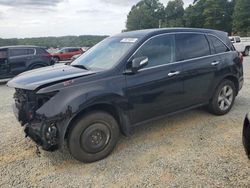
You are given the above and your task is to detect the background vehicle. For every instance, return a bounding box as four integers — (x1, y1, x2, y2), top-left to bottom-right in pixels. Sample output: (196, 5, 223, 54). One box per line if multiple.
(0, 45, 54, 79)
(51, 47, 84, 62)
(70, 54, 82, 62)
(8, 28, 244, 163)
(229, 36, 250, 56)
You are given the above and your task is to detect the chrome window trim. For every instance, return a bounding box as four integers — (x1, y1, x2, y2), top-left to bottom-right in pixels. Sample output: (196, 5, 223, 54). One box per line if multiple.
(126, 31, 232, 72)
(206, 34, 231, 51)
(139, 51, 232, 72)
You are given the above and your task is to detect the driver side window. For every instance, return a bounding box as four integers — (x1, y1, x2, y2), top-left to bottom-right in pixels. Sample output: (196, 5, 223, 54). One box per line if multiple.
(133, 34, 175, 68)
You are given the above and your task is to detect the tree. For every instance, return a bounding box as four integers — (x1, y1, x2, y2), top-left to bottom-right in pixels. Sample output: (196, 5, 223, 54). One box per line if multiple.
(184, 0, 234, 34)
(126, 0, 165, 31)
(202, 0, 234, 34)
(0, 36, 107, 48)
(233, 0, 250, 36)
(164, 0, 184, 27)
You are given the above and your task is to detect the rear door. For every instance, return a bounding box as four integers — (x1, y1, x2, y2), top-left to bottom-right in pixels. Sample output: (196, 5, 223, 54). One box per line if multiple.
(125, 34, 184, 125)
(176, 33, 221, 107)
(68, 48, 82, 58)
(9, 48, 35, 75)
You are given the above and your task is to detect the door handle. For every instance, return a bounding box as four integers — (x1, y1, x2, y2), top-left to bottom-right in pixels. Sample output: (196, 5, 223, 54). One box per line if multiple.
(168, 71, 180, 77)
(211, 61, 220, 66)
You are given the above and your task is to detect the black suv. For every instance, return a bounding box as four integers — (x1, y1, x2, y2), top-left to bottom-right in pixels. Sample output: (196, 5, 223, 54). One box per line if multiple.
(8, 28, 244, 162)
(0, 46, 53, 79)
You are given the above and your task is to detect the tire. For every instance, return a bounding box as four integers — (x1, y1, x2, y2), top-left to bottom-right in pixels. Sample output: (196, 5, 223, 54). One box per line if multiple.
(53, 56, 60, 63)
(244, 47, 249, 56)
(67, 111, 120, 163)
(208, 80, 236, 115)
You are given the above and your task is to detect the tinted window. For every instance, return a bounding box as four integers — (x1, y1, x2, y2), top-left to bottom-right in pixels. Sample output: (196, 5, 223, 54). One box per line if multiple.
(207, 35, 229, 54)
(36, 48, 49, 55)
(68, 48, 80, 52)
(0, 50, 7, 59)
(133, 34, 175, 68)
(9, 48, 34, 57)
(27, 49, 35, 55)
(235, 37, 241, 43)
(176, 33, 210, 61)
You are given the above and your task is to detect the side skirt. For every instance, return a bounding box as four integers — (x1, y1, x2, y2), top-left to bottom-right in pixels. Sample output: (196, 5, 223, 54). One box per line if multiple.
(130, 102, 208, 131)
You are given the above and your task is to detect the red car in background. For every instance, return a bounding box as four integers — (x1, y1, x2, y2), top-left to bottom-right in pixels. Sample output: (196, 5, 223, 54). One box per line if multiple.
(52, 47, 84, 62)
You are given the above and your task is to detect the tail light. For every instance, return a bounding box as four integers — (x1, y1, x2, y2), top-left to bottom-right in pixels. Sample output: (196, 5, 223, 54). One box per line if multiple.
(240, 52, 244, 63)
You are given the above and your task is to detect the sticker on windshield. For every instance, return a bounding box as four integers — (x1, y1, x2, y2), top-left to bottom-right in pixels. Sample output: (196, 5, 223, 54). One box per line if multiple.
(120, 38, 138, 43)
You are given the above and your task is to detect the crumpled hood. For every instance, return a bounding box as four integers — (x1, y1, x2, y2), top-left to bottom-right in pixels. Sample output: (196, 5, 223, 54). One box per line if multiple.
(7, 64, 96, 90)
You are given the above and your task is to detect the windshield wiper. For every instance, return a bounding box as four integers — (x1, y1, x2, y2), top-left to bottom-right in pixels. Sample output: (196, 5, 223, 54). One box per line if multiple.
(71, 64, 89, 70)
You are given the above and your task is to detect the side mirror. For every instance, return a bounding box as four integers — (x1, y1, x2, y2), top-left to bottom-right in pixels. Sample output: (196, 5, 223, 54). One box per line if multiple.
(125, 56, 148, 74)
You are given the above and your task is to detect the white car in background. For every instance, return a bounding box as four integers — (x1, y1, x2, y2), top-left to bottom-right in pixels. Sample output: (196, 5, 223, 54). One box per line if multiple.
(229, 36, 250, 56)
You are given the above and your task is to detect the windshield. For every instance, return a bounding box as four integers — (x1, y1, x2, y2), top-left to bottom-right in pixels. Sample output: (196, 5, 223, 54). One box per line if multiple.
(71, 37, 139, 70)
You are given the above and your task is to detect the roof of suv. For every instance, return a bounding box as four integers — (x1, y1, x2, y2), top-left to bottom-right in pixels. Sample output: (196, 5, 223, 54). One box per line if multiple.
(0, 45, 44, 50)
(115, 28, 228, 39)
(114, 28, 231, 49)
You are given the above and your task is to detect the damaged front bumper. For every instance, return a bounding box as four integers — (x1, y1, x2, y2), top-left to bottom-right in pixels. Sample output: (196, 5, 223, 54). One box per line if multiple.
(13, 102, 61, 151)
(12, 89, 69, 151)
(24, 121, 59, 151)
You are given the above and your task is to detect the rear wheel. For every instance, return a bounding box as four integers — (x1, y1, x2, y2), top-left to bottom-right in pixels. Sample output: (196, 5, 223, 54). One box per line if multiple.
(208, 80, 236, 115)
(67, 111, 120, 163)
(53, 56, 60, 63)
(244, 47, 249, 56)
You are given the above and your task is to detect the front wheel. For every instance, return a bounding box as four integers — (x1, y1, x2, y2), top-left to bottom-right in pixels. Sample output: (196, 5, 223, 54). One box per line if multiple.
(53, 56, 60, 63)
(244, 47, 249, 56)
(67, 111, 120, 163)
(208, 80, 236, 115)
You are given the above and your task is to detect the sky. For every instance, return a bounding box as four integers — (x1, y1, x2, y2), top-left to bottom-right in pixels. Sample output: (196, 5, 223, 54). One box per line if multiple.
(0, 0, 193, 38)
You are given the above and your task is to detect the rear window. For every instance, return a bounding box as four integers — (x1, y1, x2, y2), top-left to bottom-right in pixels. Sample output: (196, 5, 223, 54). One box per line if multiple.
(207, 35, 229, 54)
(176, 33, 210, 61)
(9, 48, 35, 57)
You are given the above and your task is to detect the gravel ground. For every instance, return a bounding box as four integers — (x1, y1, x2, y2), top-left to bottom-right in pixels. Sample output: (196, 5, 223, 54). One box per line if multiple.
(1, 57, 250, 187)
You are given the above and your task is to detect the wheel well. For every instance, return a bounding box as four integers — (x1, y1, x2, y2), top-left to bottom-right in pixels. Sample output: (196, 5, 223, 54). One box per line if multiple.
(53, 56, 60, 60)
(224, 76, 239, 94)
(65, 104, 122, 139)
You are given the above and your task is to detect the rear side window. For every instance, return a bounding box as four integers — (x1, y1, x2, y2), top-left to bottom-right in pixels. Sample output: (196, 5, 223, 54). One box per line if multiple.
(176, 33, 210, 61)
(133, 34, 175, 68)
(36, 48, 49, 55)
(68, 48, 80, 52)
(235, 37, 241, 43)
(9, 48, 34, 57)
(207, 35, 229, 54)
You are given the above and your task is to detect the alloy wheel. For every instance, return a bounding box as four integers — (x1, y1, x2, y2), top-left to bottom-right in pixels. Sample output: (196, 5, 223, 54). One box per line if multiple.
(218, 85, 234, 111)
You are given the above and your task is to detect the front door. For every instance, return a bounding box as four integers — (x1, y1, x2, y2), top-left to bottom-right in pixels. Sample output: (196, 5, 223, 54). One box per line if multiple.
(125, 34, 184, 125)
